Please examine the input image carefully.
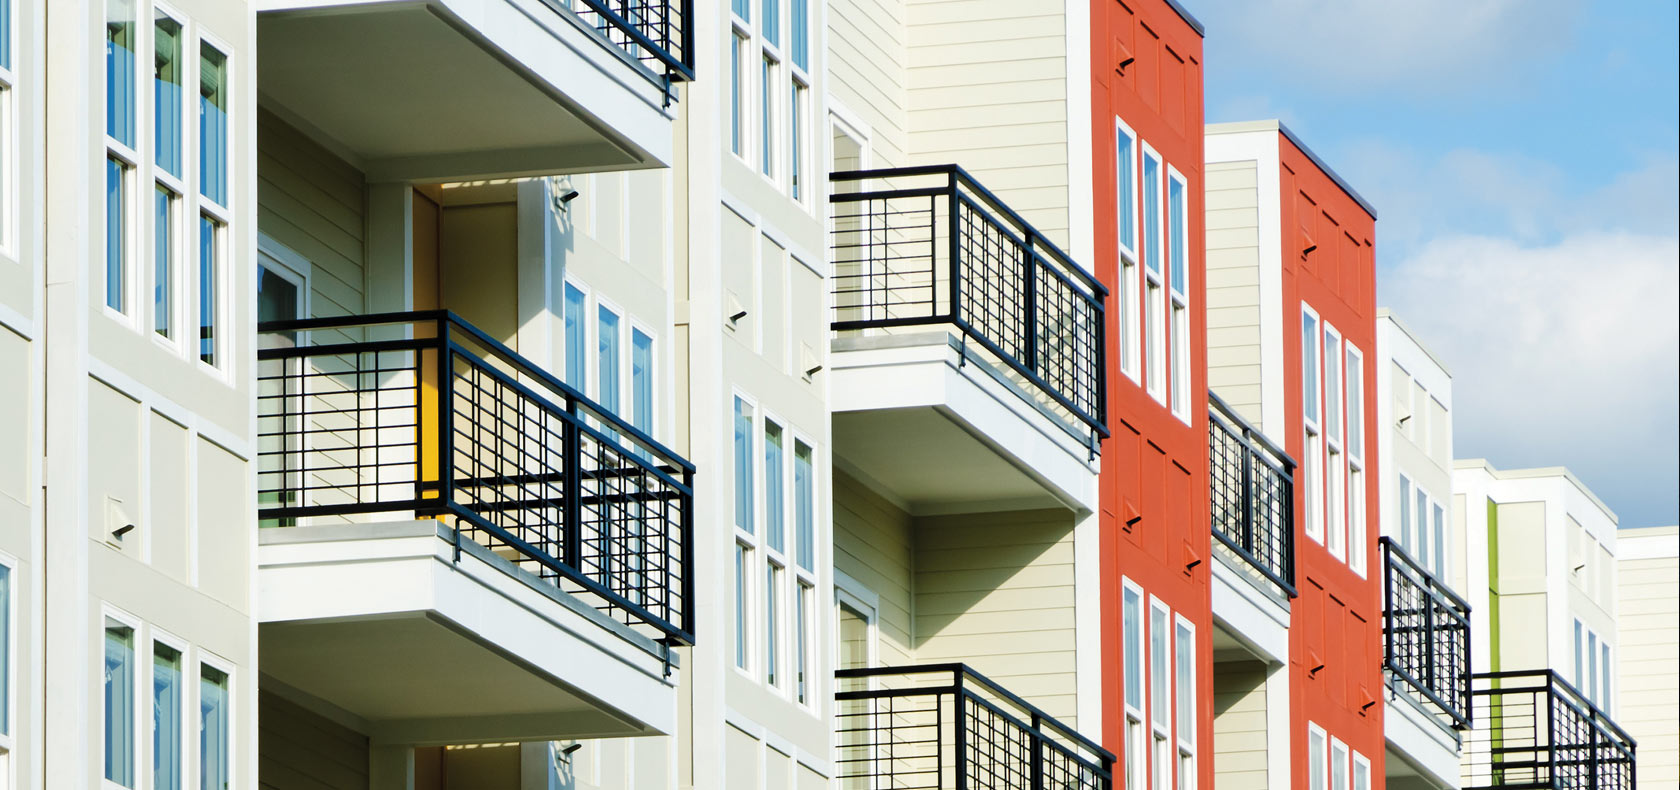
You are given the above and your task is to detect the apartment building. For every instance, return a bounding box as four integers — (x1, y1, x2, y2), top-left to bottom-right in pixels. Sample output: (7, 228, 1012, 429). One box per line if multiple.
(1089, 3, 1212, 790)
(1204, 120, 1383, 790)
(1453, 461, 1636, 789)
(1374, 311, 1468, 790)
(1616, 525, 1678, 788)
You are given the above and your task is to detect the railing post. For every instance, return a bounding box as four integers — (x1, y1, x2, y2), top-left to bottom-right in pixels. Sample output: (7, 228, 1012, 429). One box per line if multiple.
(1545, 677, 1558, 784)
(1383, 543, 1394, 678)
(681, 467, 696, 640)
(1023, 235, 1039, 374)
(564, 400, 585, 569)
(954, 669, 968, 790)
(1030, 711, 1045, 790)
(1239, 425, 1255, 555)
(436, 318, 459, 557)
(948, 171, 963, 326)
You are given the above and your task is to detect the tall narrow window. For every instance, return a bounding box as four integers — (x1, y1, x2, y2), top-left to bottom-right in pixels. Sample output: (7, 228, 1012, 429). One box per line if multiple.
(1115, 123, 1139, 381)
(1150, 602, 1170, 790)
(730, 31, 747, 157)
(796, 581, 812, 704)
(1332, 738, 1349, 790)
(1587, 631, 1598, 702)
(0, 564, 9, 736)
(794, 441, 814, 570)
(733, 397, 754, 535)
(107, 0, 137, 146)
(1431, 503, 1446, 578)
(790, 0, 808, 69)
(1308, 725, 1327, 790)
(764, 421, 785, 553)
(1346, 346, 1364, 459)
(1347, 344, 1366, 575)
(735, 543, 750, 669)
(597, 306, 621, 412)
(1353, 753, 1371, 790)
(1325, 327, 1345, 560)
(1573, 620, 1584, 689)
(760, 55, 775, 176)
(1302, 311, 1319, 420)
(631, 328, 654, 437)
(105, 0, 137, 315)
(1302, 309, 1323, 543)
(153, 185, 174, 337)
(764, 563, 781, 686)
(563, 283, 587, 389)
(154, 13, 182, 175)
(200, 665, 229, 790)
(197, 216, 220, 365)
(1122, 586, 1144, 790)
(1142, 150, 1164, 403)
(1399, 475, 1413, 554)
(105, 621, 136, 788)
(153, 644, 183, 790)
(107, 156, 130, 313)
(1175, 619, 1195, 790)
(1415, 487, 1429, 569)
(198, 44, 228, 207)
(1167, 170, 1189, 420)
(1600, 643, 1611, 712)
(789, 81, 807, 200)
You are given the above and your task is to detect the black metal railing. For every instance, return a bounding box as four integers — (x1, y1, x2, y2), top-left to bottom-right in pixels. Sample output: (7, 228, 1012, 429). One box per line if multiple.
(560, 0, 695, 84)
(835, 664, 1113, 790)
(1463, 670, 1635, 789)
(255, 311, 695, 646)
(1382, 537, 1472, 730)
(829, 165, 1108, 440)
(1207, 391, 1296, 596)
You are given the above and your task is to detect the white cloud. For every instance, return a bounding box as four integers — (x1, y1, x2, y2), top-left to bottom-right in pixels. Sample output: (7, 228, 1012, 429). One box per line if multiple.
(1196, 0, 1583, 95)
(1382, 231, 1680, 526)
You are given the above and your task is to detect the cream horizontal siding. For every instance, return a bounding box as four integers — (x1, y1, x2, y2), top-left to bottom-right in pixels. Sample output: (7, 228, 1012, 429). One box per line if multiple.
(912, 509, 1078, 726)
(904, 0, 1068, 249)
(257, 108, 367, 322)
(259, 691, 370, 790)
(1617, 554, 1679, 787)
(1212, 660, 1269, 790)
(827, 0, 910, 167)
(1205, 160, 1263, 429)
(833, 469, 916, 667)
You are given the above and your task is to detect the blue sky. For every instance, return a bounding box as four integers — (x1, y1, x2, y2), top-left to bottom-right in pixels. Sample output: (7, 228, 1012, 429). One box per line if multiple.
(1191, 0, 1680, 527)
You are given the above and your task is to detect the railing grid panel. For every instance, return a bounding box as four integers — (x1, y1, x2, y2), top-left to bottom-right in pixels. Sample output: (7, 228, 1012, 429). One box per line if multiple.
(1463, 671, 1636, 789)
(567, 0, 694, 82)
(1382, 538, 1472, 729)
(1206, 394, 1296, 596)
(256, 313, 695, 646)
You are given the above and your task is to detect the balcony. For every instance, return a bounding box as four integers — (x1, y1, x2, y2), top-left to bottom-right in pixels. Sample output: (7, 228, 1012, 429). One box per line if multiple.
(827, 166, 1106, 513)
(257, 0, 693, 181)
(835, 664, 1113, 790)
(1463, 670, 1636, 789)
(1382, 537, 1471, 786)
(1208, 392, 1296, 598)
(255, 311, 694, 742)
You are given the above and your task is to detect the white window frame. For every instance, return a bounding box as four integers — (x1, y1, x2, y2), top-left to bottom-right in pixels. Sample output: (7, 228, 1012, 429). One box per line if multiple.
(1141, 144, 1166, 406)
(760, 410, 790, 692)
(149, 3, 188, 353)
(729, 16, 750, 162)
(1323, 322, 1346, 562)
(593, 297, 625, 411)
(790, 431, 820, 710)
(627, 319, 659, 441)
(732, 391, 759, 679)
(1167, 166, 1191, 423)
(1307, 722, 1328, 790)
(1121, 578, 1146, 790)
(758, 33, 780, 183)
(196, 649, 235, 790)
(1331, 737, 1349, 790)
(104, 0, 142, 326)
(0, 551, 16, 764)
(0, 0, 16, 260)
(148, 627, 190, 790)
(102, 607, 144, 790)
(1114, 118, 1141, 384)
(1173, 615, 1195, 790)
(1302, 304, 1324, 544)
(194, 28, 234, 382)
(560, 277, 591, 392)
(1352, 750, 1371, 790)
(1148, 596, 1171, 790)
(1345, 342, 1366, 576)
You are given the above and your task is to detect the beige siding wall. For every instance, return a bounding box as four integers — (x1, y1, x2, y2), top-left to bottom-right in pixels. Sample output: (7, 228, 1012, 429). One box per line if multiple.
(1617, 551, 1679, 787)
(913, 508, 1078, 724)
(257, 108, 367, 321)
(1212, 660, 1269, 790)
(1204, 160, 1263, 429)
(833, 469, 916, 666)
(904, 3, 1069, 248)
(827, 0, 910, 167)
(258, 691, 370, 790)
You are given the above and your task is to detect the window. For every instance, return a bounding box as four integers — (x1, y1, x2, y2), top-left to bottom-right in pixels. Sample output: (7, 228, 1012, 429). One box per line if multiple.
(197, 215, 220, 365)
(1415, 486, 1429, 572)
(1325, 326, 1345, 560)
(153, 185, 175, 337)
(1346, 344, 1366, 576)
(1175, 618, 1194, 790)
(762, 420, 786, 687)
(200, 664, 229, 790)
(0, 563, 9, 737)
(153, 11, 184, 339)
(1115, 121, 1140, 382)
(1150, 600, 1170, 790)
(107, 156, 131, 313)
(106, 0, 138, 315)
(735, 542, 750, 669)
(1587, 631, 1598, 702)
(563, 283, 587, 389)
(764, 421, 785, 553)
(1353, 752, 1371, 790)
(1431, 502, 1446, 578)
(759, 54, 775, 176)
(1308, 724, 1327, 790)
(1346, 346, 1364, 459)
(1601, 642, 1611, 712)
(597, 306, 621, 412)
(1332, 738, 1349, 790)
(1399, 474, 1413, 554)
(1122, 584, 1144, 790)
(198, 43, 227, 207)
(789, 0, 809, 200)
(1167, 169, 1189, 421)
(1573, 619, 1584, 689)
(794, 442, 814, 571)
(1302, 308, 1323, 543)
(631, 328, 654, 437)
(764, 562, 781, 687)
(1141, 148, 1164, 404)
(105, 620, 136, 787)
(795, 580, 812, 704)
(729, 27, 748, 158)
(154, 643, 183, 790)
(734, 397, 754, 535)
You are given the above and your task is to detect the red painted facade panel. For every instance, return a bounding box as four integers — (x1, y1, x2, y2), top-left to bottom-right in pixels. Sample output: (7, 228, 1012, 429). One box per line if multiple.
(1090, 2, 1208, 788)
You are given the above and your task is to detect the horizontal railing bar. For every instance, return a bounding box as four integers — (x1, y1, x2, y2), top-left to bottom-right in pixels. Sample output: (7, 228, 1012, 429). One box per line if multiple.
(1212, 529, 1298, 597)
(570, 0, 695, 81)
(1383, 536, 1474, 612)
(1208, 390, 1297, 473)
(950, 316, 1109, 438)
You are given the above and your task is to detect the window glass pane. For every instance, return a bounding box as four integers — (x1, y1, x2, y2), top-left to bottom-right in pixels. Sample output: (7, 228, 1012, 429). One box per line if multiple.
(1332, 742, 1348, 790)
(1122, 588, 1142, 708)
(0, 0, 10, 70)
(1354, 759, 1370, 790)
(790, 83, 804, 200)
(1573, 620, 1584, 687)
(1142, 155, 1160, 274)
(764, 421, 784, 553)
(734, 397, 753, 534)
(1175, 622, 1192, 745)
(631, 328, 654, 436)
(154, 13, 182, 176)
(1171, 305, 1187, 414)
(762, 0, 779, 47)
(153, 644, 182, 790)
(200, 665, 229, 790)
(1587, 632, 1598, 701)
(1168, 176, 1185, 293)
(154, 186, 174, 337)
(794, 442, 814, 570)
(1117, 129, 1135, 252)
(1415, 488, 1428, 563)
(838, 601, 868, 672)
(730, 35, 744, 155)
(790, 0, 808, 69)
(198, 216, 219, 365)
(199, 43, 228, 206)
(597, 307, 620, 410)
(760, 56, 773, 175)
(1302, 312, 1318, 420)
(735, 544, 749, 668)
(1309, 729, 1326, 790)
(795, 582, 810, 703)
(105, 622, 135, 787)
(563, 284, 586, 389)
(732, 0, 750, 20)
(1347, 349, 1363, 457)
(1601, 644, 1611, 711)
(764, 563, 780, 685)
(1432, 503, 1445, 577)
(106, 0, 136, 145)
(1325, 332, 1341, 442)
(107, 157, 128, 312)
(0, 565, 9, 735)
(1399, 475, 1412, 553)
(1150, 605, 1167, 728)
